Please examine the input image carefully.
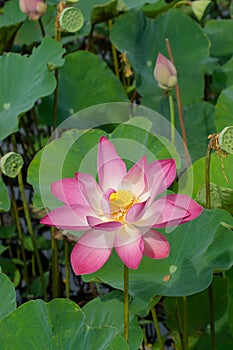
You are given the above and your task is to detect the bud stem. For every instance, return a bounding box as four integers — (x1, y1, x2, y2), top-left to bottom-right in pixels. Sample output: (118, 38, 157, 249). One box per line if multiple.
(166, 38, 190, 166)
(168, 90, 175, 145)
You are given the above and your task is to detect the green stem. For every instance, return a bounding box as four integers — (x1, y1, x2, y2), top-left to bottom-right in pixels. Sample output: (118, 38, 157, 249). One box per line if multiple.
(64, 239, 70, 299)
(17, 170, 47, 299)
(205, 143, 217, 350)
(109, 20, 120, 79)
(124, 264, 129, 342)
(151, 307, 164, 350)
(51, 227, 59, 298)
(208, 283, 217, 350)
(9, 181, 31, 294)
(52, 24, 61, 131)
(205, 144, 211, 209)
(166, 38, 190, 167)
(50, 23, 61, 298)
(38, 18, 46, 38)
(52, 68, 59, 131)
(175, 297, 184, 350)
(182, 296, 188, 350)
(168, 91, 175, 145)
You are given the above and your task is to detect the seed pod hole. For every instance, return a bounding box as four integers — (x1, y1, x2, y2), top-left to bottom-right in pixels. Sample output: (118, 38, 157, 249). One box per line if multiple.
(59, 7, 84, 33)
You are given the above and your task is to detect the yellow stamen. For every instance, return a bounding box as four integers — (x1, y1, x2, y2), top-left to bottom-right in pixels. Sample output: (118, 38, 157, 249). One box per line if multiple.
(109, 190, 139, 223)
(109, 190, 133, 208)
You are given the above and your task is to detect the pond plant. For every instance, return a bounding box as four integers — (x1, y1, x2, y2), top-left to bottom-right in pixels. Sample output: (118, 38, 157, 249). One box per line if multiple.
(0, 0, 233, 349)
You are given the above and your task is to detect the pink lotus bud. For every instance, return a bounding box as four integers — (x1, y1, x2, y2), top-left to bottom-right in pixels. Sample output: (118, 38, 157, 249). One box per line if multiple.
(19, 0, 47, 21)
(154, 53, 178, 90)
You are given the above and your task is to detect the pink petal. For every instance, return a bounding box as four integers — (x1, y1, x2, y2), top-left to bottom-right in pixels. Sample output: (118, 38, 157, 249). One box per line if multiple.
(142, 159, 176, 203)
(97, 136, 126, 191)
(121, 156, 147, 197)
(87, 216, 123, 231)
(51, 178, 88, 206)
(152, 197, 191, 228)
(161, 194, 203, 224)
(40, 204, 92, 230)
(133, 202, 161, 227)
(115, 236, 144, 269)
(71, 242, 112, 275)
(125, 201, 147, 223)
(100, 188, 115, 216)
(75, 172, 103, 213)
(78, 229, 115, 248)
(114, 225, 144, 269)
(143, 229, 170, 259)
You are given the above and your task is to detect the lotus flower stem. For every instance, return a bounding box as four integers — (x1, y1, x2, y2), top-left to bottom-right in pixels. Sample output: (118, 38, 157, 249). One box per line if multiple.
(182, 296, 188, 350)
(64, 239, 70, 298)
(151, 306, 164, 350)
(51, 227, 59, 297)
(208, 283, 217, 350)
(175, 297, 185, 349)
(124, 264, 129, 342)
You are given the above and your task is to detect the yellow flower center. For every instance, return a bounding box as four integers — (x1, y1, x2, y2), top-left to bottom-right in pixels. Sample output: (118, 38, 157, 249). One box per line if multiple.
(109, 190, 139, 223)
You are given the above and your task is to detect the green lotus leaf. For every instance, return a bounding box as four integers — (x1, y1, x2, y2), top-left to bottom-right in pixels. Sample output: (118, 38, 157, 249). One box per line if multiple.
(0, 273, 16, 321)
(0, 299, 128, 349)
(0, 37, 65, 141)
(0, 177, 10, 212)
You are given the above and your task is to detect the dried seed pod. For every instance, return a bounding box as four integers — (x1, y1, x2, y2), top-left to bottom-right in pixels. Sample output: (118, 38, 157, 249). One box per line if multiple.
(59, 7, 84, 33)
(0, 152, 24, 178)
(218, 126, 233, 154)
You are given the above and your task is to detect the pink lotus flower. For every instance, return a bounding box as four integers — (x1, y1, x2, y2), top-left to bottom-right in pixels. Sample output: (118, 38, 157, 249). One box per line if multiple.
(154, 53, 178, 90)
(41, 136, 203, 274)
(19, 0, 47, 21)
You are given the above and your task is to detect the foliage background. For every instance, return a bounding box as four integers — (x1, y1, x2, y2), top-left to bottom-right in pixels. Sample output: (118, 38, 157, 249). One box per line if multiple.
(1, 0, 233, 349)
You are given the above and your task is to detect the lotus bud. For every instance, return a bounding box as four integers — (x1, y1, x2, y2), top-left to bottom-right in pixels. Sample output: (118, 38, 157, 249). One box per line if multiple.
(154, 53, 178, 90)
(19, 0, 47, 21)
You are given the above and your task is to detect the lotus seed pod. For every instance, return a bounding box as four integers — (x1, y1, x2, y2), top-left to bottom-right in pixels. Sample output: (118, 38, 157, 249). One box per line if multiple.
(59, 7, 84, 33)
(218, 126, 233, 154)
(0, 152, 24, 178)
